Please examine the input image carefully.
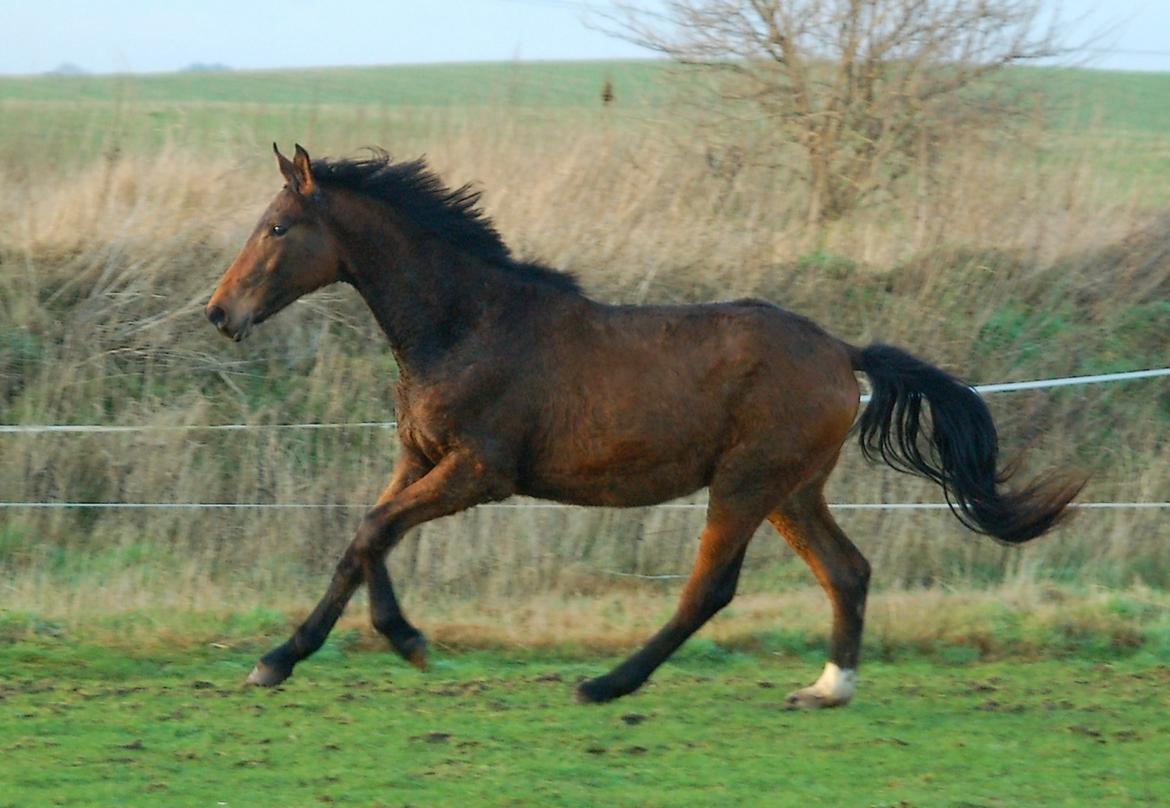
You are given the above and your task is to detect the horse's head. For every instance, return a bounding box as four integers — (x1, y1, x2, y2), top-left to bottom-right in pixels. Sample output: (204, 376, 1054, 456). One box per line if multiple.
(206, 144, 343, 341)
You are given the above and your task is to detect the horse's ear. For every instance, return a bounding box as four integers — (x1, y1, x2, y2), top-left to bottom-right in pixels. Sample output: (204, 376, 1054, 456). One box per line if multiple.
(273, 142, 315, 196)
(292, 143, 316, 196)
(274, 143, 297, 188)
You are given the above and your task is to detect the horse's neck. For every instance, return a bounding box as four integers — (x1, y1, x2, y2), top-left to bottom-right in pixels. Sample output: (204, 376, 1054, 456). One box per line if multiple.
(334, 202, 516, 375)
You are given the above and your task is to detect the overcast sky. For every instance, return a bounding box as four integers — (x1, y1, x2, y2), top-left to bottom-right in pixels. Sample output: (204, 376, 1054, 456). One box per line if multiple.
(1, 0, 1167, 75)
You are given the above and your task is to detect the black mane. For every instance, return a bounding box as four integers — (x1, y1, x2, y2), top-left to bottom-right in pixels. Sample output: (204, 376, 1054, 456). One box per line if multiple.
(311, 151, 582, 294)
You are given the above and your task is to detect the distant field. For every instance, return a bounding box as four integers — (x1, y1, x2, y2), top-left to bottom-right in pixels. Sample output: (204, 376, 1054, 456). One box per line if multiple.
(0, 61, 667, 107)
(2, 639, 1169, 807)
(0, 61, 665, 166)
(1, 62, 1168, 131)
(2, 62, 1170, 183)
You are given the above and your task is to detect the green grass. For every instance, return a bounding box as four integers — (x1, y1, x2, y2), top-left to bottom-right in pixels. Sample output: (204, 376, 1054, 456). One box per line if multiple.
(3, 61, 1167, 128)
(1035, 67, 1170, 135)
(2, 640, 1168, 806)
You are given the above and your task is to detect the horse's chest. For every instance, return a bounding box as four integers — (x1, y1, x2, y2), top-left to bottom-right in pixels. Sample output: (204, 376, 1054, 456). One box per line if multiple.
(395, 377, 507, 463)
(395, 393, 459, 463)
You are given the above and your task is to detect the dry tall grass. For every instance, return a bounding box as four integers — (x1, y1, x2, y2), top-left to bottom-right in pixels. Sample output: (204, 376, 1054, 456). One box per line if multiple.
(1, 98, 1168, 639)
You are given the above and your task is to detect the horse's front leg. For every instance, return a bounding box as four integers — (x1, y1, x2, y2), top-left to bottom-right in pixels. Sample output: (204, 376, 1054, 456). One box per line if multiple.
(246, 450, 506, 686)
(362, 451, 439, 670)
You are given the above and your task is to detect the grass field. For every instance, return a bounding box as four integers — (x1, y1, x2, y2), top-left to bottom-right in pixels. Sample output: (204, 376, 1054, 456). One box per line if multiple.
(3, 639, 1169, 807)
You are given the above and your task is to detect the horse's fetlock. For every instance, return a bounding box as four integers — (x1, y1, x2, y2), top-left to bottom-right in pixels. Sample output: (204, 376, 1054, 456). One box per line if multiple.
(369, 609, 397, 638)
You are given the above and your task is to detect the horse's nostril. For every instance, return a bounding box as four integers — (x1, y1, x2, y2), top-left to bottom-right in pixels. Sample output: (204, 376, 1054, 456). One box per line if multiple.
(206, 304, 227, 329)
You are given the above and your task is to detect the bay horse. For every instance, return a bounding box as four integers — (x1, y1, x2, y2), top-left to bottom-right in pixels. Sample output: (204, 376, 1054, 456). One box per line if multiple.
(206, 144, 1082, 708)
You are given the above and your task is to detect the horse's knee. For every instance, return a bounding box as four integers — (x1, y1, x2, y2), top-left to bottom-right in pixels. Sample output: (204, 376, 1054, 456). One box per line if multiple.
(351, 510, 389, 560)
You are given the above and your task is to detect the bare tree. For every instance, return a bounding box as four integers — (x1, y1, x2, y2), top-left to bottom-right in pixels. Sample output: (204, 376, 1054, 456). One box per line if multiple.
(604, 1, 1066, 225)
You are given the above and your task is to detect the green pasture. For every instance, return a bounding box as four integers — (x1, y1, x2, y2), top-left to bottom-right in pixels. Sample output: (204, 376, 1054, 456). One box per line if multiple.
(3, 62, 1170, 177)
(2, 62, 1168, 133)
(0, 61, 666, 108)
(2, 638, 1168, 807)
(0, 61, 659, 166)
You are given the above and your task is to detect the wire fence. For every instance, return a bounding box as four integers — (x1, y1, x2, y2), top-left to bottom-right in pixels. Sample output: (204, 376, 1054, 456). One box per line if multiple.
(2, 364, 1167, 513)
(0, 501, 1166, 511)
(3, 366, 1167, 435)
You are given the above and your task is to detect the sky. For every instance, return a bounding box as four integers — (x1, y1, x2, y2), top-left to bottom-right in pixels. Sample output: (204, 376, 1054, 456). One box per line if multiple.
(0, 0, 1167, 76)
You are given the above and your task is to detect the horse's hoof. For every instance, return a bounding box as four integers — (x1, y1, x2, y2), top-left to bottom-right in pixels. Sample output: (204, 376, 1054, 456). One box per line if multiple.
(785, 663, 855, 710)
(784, 686, 850, 710)
(784, 687, 829, 710)
(398, 634, 429, 671)
(576, 677, 621, 704)
(245, 661, 290, 688)
(406, 644, 428, 672)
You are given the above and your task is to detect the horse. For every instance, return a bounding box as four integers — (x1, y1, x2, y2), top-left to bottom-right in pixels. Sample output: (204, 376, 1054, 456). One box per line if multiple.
(205, 144, 1083, 708)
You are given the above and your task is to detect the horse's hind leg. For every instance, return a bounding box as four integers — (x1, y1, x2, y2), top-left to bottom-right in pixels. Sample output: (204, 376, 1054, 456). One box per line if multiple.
(768, 481, 871, 709)
(576, 500, 761, 704)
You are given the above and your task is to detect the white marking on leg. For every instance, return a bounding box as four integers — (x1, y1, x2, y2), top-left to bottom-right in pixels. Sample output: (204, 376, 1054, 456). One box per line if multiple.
(811, 662, 856, 703)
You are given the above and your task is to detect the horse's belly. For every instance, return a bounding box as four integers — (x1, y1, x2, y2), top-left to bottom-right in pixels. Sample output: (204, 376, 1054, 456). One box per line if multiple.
(518, 434, 714, 507)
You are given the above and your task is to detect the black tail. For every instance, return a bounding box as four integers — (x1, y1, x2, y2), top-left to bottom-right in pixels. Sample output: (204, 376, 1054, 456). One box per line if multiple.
(851, 343, 1084, 544)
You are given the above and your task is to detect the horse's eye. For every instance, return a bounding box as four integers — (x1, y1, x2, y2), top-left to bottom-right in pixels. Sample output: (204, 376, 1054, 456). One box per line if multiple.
(271, 224, 288, 237)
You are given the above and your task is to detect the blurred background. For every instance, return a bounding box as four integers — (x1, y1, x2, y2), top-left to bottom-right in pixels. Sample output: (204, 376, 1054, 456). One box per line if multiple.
(1, 0, 1167, 651)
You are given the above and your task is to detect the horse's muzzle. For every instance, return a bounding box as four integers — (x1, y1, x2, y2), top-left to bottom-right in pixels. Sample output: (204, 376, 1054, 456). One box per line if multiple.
(206, 303, 228, 330)
(206, 303, 252, 342)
